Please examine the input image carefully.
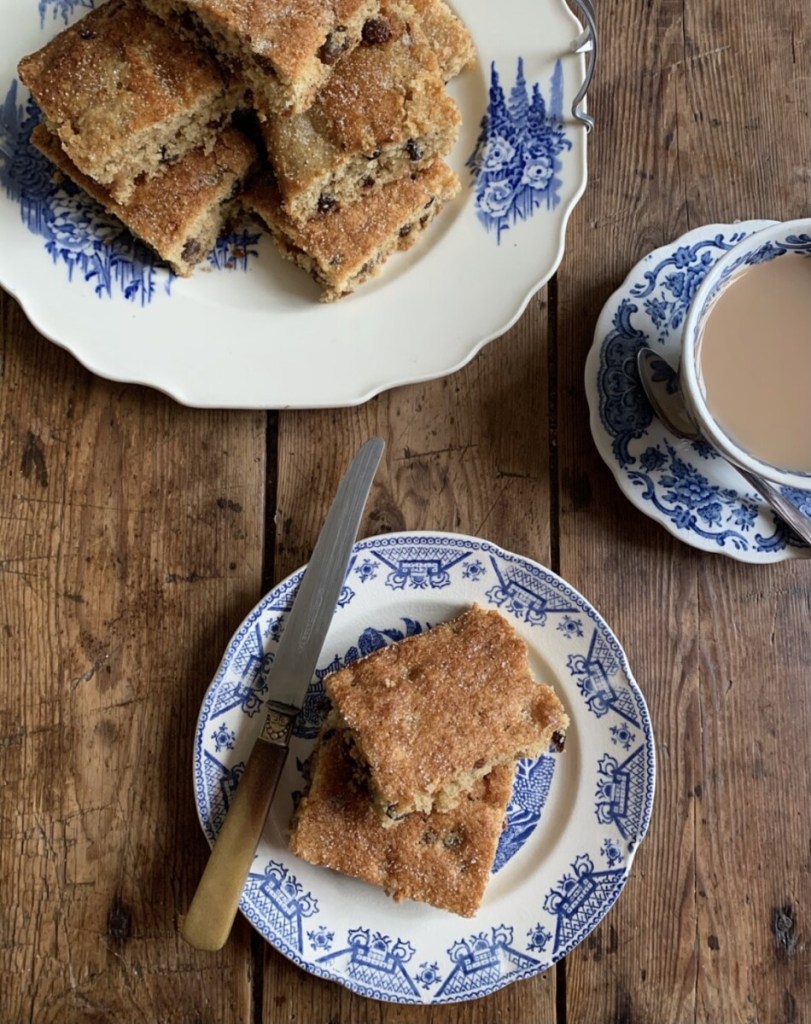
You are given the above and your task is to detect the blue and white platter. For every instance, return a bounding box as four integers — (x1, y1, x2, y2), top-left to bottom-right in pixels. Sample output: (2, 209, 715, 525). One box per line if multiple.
(0, 0, 588, 409)
(194, 531, 655, 1004)
(585, 221, 811, 563)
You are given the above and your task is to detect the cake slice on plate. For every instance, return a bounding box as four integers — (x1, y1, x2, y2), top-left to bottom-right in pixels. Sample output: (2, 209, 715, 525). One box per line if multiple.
(245, 159, 460, 300)
(18, 0, 247, 206)
(260, 0, 464, 225)
(324, 604, 569, 822)
(32, 123, 257, 276)
(140, 0, 381, 116)
(409, 0, 476, 81)
(289, 726, 516, 917)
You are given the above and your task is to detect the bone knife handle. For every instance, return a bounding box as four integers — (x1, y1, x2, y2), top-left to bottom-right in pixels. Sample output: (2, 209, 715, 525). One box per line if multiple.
(181, 739, 288, 951)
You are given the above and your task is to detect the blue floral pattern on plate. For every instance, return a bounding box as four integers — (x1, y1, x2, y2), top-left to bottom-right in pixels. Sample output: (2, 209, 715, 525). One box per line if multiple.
(39, 0, 94, 26)
(585, 221, 811, 562)
(194, 532, 654, 1004)
(467, 58, 571, 243)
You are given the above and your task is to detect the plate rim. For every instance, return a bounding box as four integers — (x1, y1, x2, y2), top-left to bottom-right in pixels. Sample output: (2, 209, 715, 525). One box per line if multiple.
(192, 529, 656, 1004)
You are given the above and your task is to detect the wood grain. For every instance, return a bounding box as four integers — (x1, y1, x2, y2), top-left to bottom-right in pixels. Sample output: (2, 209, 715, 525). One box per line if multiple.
(273, 293, 553, 578)
(0, 296, 264, 1023)
(693, 562, 811, 1023)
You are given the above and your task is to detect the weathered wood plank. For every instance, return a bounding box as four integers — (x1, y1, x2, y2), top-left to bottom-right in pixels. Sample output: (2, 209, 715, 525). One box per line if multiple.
(555, 0, 811, 1019)
(265, 297, 559, 1021)
(0, 295, 264, 1023)
(693, 562, 811, 1023)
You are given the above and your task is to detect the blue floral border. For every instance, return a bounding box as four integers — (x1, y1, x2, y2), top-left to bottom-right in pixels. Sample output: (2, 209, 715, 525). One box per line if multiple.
(39, 0, 95, 27)
(467, 58, 571, 243)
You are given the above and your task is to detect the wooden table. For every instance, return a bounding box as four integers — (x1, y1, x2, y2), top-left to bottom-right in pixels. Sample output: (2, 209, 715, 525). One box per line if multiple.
(2, 0, 810, 1020)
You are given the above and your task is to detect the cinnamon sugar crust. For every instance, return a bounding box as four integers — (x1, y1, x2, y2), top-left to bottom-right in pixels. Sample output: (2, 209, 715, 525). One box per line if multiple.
(289, 728, 515, 917)
(260, 0, 461, 224)
(18, 0, 245, 205)
(324, 605, 570, 820)
(141, 0, 381, 115)
(245, 159, 459, 299)
(31, 123, 257, 276)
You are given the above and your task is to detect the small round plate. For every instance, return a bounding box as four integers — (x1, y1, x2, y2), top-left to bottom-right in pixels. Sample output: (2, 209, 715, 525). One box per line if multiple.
(0, 0, 588, 408)
(194, 531, 655, 1004)
(585, 221, 811, 563)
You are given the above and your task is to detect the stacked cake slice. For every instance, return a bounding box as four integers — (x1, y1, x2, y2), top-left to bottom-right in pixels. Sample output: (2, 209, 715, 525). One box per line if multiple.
(247, 160, 459, 301)
(290, 605, 570, 916)
(140, 0, 383, 116)
(31, 123, 256, 277)
(18, 0, 257, 275)
(256, 0, 467, 224)
(290, 726, 517, 918)
(246, 0, 475, 299)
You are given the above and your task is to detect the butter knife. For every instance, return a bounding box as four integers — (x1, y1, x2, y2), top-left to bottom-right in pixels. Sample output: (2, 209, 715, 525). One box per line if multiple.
(181, 436, 385, 951)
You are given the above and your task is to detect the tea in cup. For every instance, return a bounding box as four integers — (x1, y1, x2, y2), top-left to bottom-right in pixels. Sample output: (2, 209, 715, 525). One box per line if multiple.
(681, 219, 811, 490)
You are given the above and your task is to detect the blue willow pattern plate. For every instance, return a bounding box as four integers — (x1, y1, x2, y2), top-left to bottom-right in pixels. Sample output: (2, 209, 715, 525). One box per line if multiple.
(0, 0, 588, 409)
(585, 221, 811, 563)
(194, 532, 655, 1004)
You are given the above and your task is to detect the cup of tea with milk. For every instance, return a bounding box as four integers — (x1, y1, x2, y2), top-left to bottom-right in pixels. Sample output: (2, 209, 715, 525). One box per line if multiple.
(680, 219, 811, 490)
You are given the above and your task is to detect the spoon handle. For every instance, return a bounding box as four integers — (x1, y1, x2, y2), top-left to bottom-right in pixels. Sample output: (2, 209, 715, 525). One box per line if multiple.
(735, 466, 811, 546)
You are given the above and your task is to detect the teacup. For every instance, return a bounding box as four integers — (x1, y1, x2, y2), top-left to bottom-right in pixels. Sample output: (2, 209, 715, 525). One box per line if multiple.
(680, 218, 811, 491)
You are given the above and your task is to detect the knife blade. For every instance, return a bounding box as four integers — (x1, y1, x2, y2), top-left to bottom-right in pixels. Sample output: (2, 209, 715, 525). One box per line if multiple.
(181, 436, 385, 951)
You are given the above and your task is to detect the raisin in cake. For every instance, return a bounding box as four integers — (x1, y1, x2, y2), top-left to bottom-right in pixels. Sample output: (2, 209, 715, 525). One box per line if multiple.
(141, 0, 381, 116)
(245, 159, 459, 300)
(260, 0, 462, 225)
(32, 123, 257, 276)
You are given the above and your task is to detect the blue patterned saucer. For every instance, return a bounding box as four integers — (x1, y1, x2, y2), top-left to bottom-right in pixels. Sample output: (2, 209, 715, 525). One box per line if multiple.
(194, 532, 654, 1004)
(585, 221, 811, 562)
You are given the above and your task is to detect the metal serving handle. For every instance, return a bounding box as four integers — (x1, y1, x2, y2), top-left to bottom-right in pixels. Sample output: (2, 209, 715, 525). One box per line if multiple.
(568, 0, 597, 132)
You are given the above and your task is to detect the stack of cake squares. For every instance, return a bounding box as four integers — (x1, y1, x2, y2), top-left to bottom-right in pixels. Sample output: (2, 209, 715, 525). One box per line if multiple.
(18, 0, 258, 276)
(290, 606, 570, 917)
(18, 0, 475, 297)
(245, 0, 474, 299)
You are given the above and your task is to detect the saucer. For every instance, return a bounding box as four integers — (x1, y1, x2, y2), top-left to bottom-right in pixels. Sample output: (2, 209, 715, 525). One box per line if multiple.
(585, 220, 811, 563)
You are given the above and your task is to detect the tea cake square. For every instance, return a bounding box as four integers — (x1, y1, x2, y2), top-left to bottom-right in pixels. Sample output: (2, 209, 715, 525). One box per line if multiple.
(245, 159, 460, 300)
(18, 0, 246, 205)
(141, 0, 381, 116)
(32, 123, 257, 276)
(324, 604, 569, 821)
(260, 0, 462, 225)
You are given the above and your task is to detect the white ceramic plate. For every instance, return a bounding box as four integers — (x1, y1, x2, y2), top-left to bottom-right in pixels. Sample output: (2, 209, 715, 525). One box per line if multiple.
(585, 221, 811, 563)
(0, 0, 588, 408)
(194, 532, 655, 1004)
